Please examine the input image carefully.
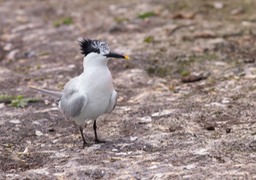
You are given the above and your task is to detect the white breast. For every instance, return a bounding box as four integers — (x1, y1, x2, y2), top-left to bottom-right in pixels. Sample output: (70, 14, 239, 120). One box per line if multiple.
(77, 66, 113, 121)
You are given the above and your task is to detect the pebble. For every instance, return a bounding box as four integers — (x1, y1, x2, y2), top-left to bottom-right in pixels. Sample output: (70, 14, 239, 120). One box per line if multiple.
(151, 109, 175, 117)
(0, 103, 5, 109)
(3, 43, 13, 51)
(213, 2, 224, 9)
(35, 130, 43, 136)
(138, 116, 152, 124)
(6, 49, 19, 60)
(130, 136, 138, 142)
(10, 119, 21, 124)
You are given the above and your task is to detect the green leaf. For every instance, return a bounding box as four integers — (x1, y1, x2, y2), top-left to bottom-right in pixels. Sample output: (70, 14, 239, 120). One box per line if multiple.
(10, 95, 28, 108)
(53, 17, 73, 27)
(0, 94, 40, 108)
(144, 36, 154, 43)
(180, 70, 191, 77)
(138, 12, 156, 19)
(62, 17, 73, 25)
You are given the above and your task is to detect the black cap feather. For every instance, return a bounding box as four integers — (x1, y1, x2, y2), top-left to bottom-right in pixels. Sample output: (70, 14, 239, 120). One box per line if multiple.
(79, 39, 100, 56)
(79, 38, 111, 57)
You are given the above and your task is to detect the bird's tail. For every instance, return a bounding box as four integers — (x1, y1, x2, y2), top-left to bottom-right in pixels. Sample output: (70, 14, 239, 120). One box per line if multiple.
(29, 86, 63, 98)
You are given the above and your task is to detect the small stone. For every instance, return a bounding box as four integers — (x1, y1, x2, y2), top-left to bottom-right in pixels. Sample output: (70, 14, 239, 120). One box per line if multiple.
(221, 98, 230, 104)
(226, 128, 231, 133)
(0, 103, 5, 108)
(181, 72, 207, 83)
(249, 141, 256, 151)
(109, 24, 126, 33)
(151, 110, 174, 117)
(213, 2, 224, 9)
(138, 116, 152, 124)
(24, 51, 35, 58)
(244, 58, 255, 64)
(10, 119, 21, 124)
(231, 8, 244, 15)
(48, 128, 55, 132)
(23, 147, 29, 154)
(6, 49, 19, 60)
(16, 16, 29, 23)
(205, 125, 215, 131)
(44, 99, 50, 105)
(242, 21, 253, 27)
(191, 46, 206, 53)
(3, 43, 13, 51)
(112, 148, 119, 152)
(35, 130, 43, 136)
(208, 38, 227, 46)
(172, 12, 195, 19)
(68, 64, 76, 69)
(193, 31, 216, 39)
(130, 136, 138, 142)
(205, 102, 226, 108)
(169, 126, 176, 132)
(195, 148, 209, 155)
(185, 164, 196, 170)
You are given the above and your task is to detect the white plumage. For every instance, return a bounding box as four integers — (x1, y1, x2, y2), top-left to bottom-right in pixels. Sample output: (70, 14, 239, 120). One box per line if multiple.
(30, 39, 128, 148)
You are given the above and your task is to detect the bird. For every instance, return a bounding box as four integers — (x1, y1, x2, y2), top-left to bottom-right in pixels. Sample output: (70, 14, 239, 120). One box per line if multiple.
(30, 38, 129, 148)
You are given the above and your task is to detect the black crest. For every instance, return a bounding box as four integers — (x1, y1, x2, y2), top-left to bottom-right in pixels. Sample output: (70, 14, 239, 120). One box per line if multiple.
(79, 39, 100, 56)
(79, 38, 110, 57)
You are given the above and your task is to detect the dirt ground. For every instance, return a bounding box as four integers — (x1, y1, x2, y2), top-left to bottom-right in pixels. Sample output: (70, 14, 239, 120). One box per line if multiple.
(0, 0, 256, 179)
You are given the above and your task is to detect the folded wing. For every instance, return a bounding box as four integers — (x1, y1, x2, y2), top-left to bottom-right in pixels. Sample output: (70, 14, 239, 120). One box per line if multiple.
(105, 90, 117, 113)
(60, 77, 88, 118)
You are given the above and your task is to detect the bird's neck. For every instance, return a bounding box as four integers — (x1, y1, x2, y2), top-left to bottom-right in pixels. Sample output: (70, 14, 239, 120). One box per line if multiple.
(83, 57, 108, 72)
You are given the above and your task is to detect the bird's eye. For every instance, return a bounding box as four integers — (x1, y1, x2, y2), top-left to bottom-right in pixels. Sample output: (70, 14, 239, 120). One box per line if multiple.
(100, 44, 109, 54)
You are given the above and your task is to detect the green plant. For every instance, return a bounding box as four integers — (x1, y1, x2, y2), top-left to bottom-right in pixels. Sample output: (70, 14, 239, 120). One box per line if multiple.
(10, 95, 28, 108)
(0, 95, 40, 108)
(138, 11, 156, 19)
(144, 36, 154, 43)
(54, 17, 73, 27)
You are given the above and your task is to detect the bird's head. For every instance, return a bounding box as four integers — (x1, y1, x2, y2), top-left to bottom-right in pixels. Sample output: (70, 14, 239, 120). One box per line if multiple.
(79, 39, 129, 62)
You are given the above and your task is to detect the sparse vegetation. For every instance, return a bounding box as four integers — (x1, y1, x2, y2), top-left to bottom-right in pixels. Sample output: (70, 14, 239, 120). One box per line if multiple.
(144, 36, 154, 43)
(138, 11, 157, 19)
(0, 95, 39, 108)
(10, 95, 29, 108)
(180, 69, 191, 77)
(53, 17, 73, 27)
(114, 17, 129, 23)
(146, 66, 170, 77)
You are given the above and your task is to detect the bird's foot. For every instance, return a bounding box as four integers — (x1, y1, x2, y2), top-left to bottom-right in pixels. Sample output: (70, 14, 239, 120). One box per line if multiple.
(82, 141, 91, 149)
(94, 139, 106, 144)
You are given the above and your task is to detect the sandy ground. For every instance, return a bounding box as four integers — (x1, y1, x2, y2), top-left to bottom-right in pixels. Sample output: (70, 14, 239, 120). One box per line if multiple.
(0, 0, 256, 179)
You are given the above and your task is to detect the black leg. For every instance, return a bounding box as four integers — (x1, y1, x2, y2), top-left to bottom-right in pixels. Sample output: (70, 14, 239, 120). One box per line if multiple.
(79, 126, 87, 148)
(93, 119, 105, 143)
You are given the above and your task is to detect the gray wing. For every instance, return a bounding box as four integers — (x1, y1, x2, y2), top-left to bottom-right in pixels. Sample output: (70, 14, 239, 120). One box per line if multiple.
(105, 90, 118, 113)
(60, 77, 88, 118)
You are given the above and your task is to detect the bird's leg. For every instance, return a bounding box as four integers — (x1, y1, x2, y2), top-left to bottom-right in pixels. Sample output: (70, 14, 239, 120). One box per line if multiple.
(79, 126, 87, 148)
(93, 119, 104, 143)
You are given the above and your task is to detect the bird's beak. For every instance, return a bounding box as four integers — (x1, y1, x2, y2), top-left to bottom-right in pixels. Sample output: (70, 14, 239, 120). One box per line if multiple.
(105, 52, 129, 60)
